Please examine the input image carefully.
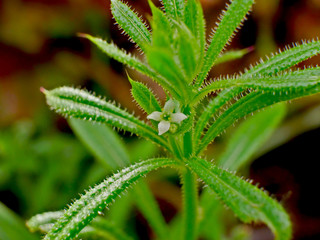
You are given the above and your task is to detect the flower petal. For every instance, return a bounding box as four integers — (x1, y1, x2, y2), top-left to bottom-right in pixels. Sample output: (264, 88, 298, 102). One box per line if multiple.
(163, 99, 175, 113)
(147, 111, 162, 121)
(158, 121, 170, 135)
(171, 113, 187, 123)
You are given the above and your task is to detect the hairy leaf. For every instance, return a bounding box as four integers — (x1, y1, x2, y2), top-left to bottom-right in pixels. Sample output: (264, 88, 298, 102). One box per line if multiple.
(176, 23, 199, 81)
(218, 103, 286, 170)
(82, 35, 177, 97)
(146, 48, 191, 102)
(111, 0, 151, 50)
(189, 158, 292, 240)
(42, 87, 170, 151)
(245, 40, 320, 75)
(27, 211, 63, 233)
(44, 158, 179, 240)
(197, 81, 320, 154)
(161, 0, 185, 20)
(184, 0, 206, 71)
(196, 0, 254, 85)
(194, 87, 244, 146)
(128, 76, 161, 114)
(69, 119, 168, 239)
(195, 68, 320, 101)
(27, 211, 133, 240)
(149, 0, 173, 48)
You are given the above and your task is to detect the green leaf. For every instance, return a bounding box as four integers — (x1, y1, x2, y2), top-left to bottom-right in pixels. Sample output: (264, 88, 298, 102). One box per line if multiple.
(176, 23, 199, 81)
(69, 118, 130, 170)
(245, 40, 320, 75)
(196, 0, 255, 86)
(0, 202, 39, 240)
(188, 158, 292, 240)
(27, 211, 64, 233)
(42, 87, 170, 151)
(194, 87, 244, 146)
(69, 118, 168, 239)
(27, 211, 133, 240)
(198, 190, 225, 239)
(195, 68, 320, 101)
(161, 0, 185, 20)
(128, 75, 162, 114)
(110, 0, 151, 50)
(197, 81, 320, 154)
(149, 0, 173, 48)
(184, 0, 206, 68)
(214, 47, 254, 65)
(146, 48, 191, 102)
(83, 34, 178, 97)
(218, 103, 286, 171)
(82, 34, 149, 73)
(44, 158, 179, 240)
(81, 217, 133, 240)
(133, 181, 169, 240)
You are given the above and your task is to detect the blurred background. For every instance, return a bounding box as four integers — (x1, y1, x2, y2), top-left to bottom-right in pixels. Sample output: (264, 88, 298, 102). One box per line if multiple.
(0, 0, 320, 239)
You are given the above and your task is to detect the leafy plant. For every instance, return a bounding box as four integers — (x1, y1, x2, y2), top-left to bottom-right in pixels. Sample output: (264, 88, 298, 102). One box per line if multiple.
(28, 0, 320, 239)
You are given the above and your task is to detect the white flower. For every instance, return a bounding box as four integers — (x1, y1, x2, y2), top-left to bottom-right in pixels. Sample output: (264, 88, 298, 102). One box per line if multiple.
(147, 99, 187, 135)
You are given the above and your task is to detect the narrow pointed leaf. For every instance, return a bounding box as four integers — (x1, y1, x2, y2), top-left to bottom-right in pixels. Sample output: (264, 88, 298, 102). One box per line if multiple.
(245, 40, 320, 76)
(83, 34, 149, 73)
(194, 87, 244, 146)
(214, 47, 254, 65)
(149, 0, 173, 48)
(197, 81, 320, 154)
(176, 24, 199, 81)
(27, 211, 133, 240)
(184, 0, 205, 67)
(111, 0, 151, 49)
(44, 158, 179, 240)
(0, 203, 38, 240)
(69, 118, 169, 239)
(146, 48, 191, 102)
(218, 103, 286, 171)
(128, 76, 161, 114)
(196, 0, 254, 85)
(42, 87, 170, 151)
(27, 211, 64, 233)
(195, 68, 320, 101)
(189, 158, 292, 240)
(161, 0, 185, 20)
(83, 34, 178, 97)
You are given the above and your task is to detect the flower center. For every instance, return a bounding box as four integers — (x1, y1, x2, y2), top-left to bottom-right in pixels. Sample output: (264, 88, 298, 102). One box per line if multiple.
(162, 113, 171, 121)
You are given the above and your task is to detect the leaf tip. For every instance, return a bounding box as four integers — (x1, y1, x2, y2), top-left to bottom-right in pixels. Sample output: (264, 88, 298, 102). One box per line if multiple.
(40, 87, 47, 94)
(77, 32, 90, 39)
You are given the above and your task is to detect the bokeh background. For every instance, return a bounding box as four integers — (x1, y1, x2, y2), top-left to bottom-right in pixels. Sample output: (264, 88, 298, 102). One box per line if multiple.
(0, 0, 320, 239)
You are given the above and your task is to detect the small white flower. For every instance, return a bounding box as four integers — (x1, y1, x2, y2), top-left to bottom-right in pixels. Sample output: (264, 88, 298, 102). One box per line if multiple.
(147, 99, 187, 135)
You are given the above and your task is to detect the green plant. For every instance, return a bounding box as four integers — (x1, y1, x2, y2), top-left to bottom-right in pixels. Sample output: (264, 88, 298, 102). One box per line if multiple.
(27, 0, 320, 239)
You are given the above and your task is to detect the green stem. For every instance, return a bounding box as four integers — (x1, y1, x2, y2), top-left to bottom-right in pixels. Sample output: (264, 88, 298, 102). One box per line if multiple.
(169, 135, 184, 159)
(181, 168, 198, 240)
